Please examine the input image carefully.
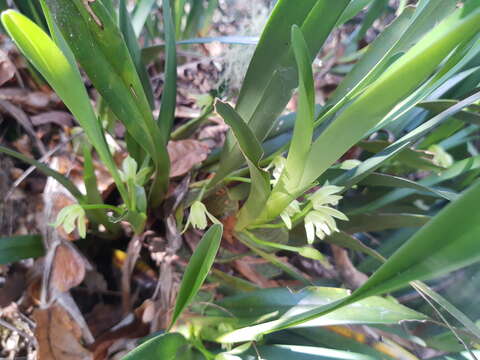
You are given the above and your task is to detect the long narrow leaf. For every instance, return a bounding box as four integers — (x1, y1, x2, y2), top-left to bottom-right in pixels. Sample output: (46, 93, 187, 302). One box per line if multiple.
(157, 0, 177, 142)
(0, 235, 44, 265)
(169, 224, 223, 329)
(220, 179, 480, 340)
(1, 10, 128, 204)
(45, 0, 170, 204)
(257, 3, 480, 223)
(282, 25, 315, 190)
(212, 0, 351, 186)
(122, 333, 189, 360)
(119, 0, 154, 108)
(215, 101, 271, 230)
(0, 145, 84, 202)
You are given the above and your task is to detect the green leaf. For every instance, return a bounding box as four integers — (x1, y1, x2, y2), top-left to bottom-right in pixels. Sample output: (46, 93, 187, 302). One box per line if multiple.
(354, 0, 389, 43)
(412, 281, 480, 341)
(174, 0, 187, 36)
(419, 99, 480, 125)
(1, 10, 128, 204)
(216, 287, 427, 342)
(282, 25, 315, 190)
(119, 0, 154, 108)
(169, 224, 223, 329)
(131, 0, 156, 37)
(212, 0, 351, 186)
(337, 0, 374, 26)
(257, 2, 480, 225)
(217, 179, 480, 341)
(82, 144, 120, 233)
(215, 101, 271, 230)
(356, 172, 458, 201)
(325, 232, 385, 263)
(0, 235, 44, 264)
(331, 91, 480, 202)
(247, 345, 377, 360)
(330, 6, 415, 106)
(215, 101, 263, 164)
(324, 0, 456, 129)
(44, 0, 170, 204)
(157, 0, 177, 142)
(341, 213, 430, 233)
(0, 145, 84, 202)
(302, 2, 480, 188)
(238, 233, 312, 286)
(357, 153, 480, 214)
(358, 140, 444, 172)
(122, 333, 190, 360)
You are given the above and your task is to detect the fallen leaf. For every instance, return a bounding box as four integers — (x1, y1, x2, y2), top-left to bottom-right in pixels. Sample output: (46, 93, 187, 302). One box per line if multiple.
(90, 304, 150, 360)
(0, 50, 16, 86)
(121, 236, 143, 313)
(198, 121, 229, 148)
(0, 270, 26, 307)
(86, 304, 123, 338)
(33, 305, 93, 360)
(233, 258, 277, 288)
(167, 140, 210, 177)
(0, 100, 47, 154)
(0, 87, 58, 111)
(331, 245, 368, 290)
(49, 243, 87, 294)
(30, 111, 73, 127)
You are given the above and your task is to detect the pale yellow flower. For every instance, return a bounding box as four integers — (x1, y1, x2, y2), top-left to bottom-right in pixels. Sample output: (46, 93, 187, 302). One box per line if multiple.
(184, 201, 220, 231)
(429, 144, 453, 168)
(52, 204, 87, 238)
(269, 156, 287, 185)
(280, 200, 301, 229)
(304, 184, 348, 244)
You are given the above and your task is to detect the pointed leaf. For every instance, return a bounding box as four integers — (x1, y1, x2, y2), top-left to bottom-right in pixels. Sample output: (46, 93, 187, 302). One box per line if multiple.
(169, 224, 223, 329)
(122, 333, 189, 360)
(0, 235, 44, 265)
(1, 10, 128, 204)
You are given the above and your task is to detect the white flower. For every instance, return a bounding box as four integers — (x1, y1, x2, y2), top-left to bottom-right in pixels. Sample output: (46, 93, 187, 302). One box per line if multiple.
(340, 159, 362, 170)
(184, 201, 220, 231)
(304, 184, 348, 244)
(428, 144, 453, 168)
(268, 156, 287, 185)
(120, 156, 138, 182)
(52, 204, 87, 238)
(280, 200, 301, 229)
(309, 184, 344, 208)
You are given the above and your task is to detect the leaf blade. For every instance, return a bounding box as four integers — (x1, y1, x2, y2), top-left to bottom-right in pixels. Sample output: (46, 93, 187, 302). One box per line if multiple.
(169, 224, 223, 329)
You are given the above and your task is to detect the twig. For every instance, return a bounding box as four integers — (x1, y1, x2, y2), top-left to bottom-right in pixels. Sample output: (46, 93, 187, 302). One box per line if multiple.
(5, 131, 83, 201)
(0, 318, 35, 345)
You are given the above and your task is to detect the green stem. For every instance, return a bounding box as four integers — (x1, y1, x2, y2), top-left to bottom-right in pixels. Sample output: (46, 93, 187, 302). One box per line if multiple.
(0, 145, 85, 202)
(237, 232, 312, 285)
(171, 103, 214, 140)
(81, 204, 125, 215)
(224, 176, 252, 184)
(244, 230, 300, 253)
(248, 223, 285, 230)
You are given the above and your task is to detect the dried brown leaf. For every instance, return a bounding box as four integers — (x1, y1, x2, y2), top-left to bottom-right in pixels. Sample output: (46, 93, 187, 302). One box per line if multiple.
(49, 244, 86, 294)
(233, 258, 277, 288)
(30, 111, 73, 127)
(33, 305, 93, 360)
(0, 50, 15, 87)
(331, 245, 368, 290)
(0, 271, 26, 307)
(167, 140, 209, 177)
(0, 99, 46, 154)
(0, 87, 59, 111)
